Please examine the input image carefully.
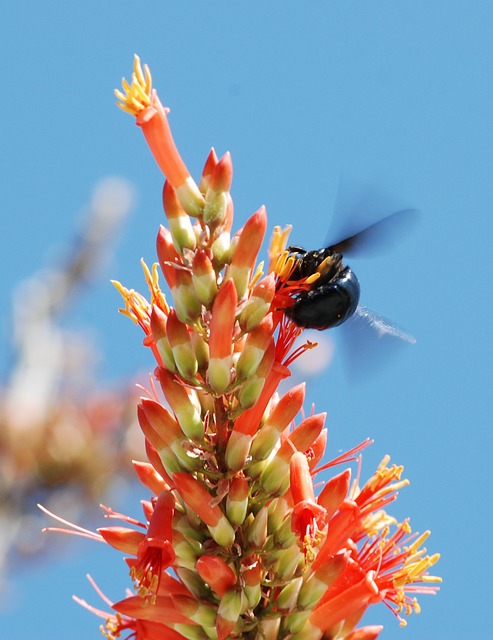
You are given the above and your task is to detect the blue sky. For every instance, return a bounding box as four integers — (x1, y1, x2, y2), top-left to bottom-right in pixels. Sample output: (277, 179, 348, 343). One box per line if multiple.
(2, 1, 492, 638)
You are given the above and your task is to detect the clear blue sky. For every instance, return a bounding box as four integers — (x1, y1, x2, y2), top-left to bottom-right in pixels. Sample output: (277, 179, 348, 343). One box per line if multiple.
(2, 2, 491, 638)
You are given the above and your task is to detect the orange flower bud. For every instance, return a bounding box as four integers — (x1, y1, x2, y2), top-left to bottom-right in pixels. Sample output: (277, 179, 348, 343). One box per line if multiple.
(238, 273, 276, 331)
(346, 626, 384, 640)
(191, 250, 218, 306)
(242, 557, 262, 608)
(236, 314, 274, 380)
(195, 555, 237, 597)
(199, 147, 219, 193)
(156, 224, 182, 289)
(309, 428, 328, 469)
(204, 152, 233, 229)
(150, 305, 176, 372)
(132, 460, 170, 495)
(277, 576, 303, 612)
(208, 279, 237, 393)
(140, 398, 200, 472)
(216, 588, 246, 640)
(246, 505, 268, 548)
(171, 594, 217, 627)
(172, 268, 202, 324)
(166, 310, 198, 380)
(226, 476, 249, 525)
(98, 527, 145, 554)
(259, 437, 297, 496)
(112, 594, 190, 625)
(297, 551, 349, 609)
(251, 383, 306, 461)
(157, 368, 204, 441)
(289, 413, 326, 453)
(138, 404, 182, 475)
(162, 180, 196, 252)
(173, 473, 235, 547)
(236, 339, 275, 410)
(317, 469, 352, 520)
(226, 207, 267, 299)
(226, 206, 267, 298)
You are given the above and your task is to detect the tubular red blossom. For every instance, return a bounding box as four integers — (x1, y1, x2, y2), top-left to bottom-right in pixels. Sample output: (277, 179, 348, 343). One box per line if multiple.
(116, 57, 205, 216)
(290, 452, 328, 559)
(131, 490, 176, 600)
(136, 95, 191, 189)
(73, 576, 187, 640)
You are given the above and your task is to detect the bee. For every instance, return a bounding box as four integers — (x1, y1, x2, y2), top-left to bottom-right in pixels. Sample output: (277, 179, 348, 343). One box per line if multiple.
(276, 198, 419, 354)
(282, 244, 361, 330)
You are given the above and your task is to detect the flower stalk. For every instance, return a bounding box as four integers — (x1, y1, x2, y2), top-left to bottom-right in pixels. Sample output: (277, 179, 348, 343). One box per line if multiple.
(43, 55, 440, 640)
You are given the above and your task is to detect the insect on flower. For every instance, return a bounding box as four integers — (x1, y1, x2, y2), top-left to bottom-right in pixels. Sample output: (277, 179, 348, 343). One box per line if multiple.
(274, 188, 420, 374)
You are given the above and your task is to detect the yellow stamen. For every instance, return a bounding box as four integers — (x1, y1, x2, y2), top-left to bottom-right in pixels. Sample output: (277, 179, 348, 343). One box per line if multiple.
(112, 280, 150, 326)
(114, 54, 153, 117)
(268, 225, 292, 272)
(141, 259, 169, 313)
(362, 510, 397, 535)
(249, 261, 264, 290)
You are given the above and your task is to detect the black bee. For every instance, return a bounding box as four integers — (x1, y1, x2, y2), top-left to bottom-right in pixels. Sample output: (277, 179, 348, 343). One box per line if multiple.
(283, 244, 361, 330)
(280, 202, 419, 343)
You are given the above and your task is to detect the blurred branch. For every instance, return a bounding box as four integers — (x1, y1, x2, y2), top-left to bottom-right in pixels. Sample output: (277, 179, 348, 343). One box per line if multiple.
(0, 177, 143, 577)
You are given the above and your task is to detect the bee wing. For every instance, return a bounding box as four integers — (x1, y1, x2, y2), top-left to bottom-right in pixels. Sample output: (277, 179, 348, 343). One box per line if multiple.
(328, 208, 421, 258)
(327, 177, 421, 257)
(337, 306, 415, 381)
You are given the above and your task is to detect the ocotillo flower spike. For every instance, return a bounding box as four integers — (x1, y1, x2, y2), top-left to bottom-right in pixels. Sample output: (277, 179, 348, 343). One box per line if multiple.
(42, 55, 441, 640)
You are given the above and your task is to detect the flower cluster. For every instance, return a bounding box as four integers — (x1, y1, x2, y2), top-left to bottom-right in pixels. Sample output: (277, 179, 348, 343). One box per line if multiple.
(46, 56, 440, 640)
